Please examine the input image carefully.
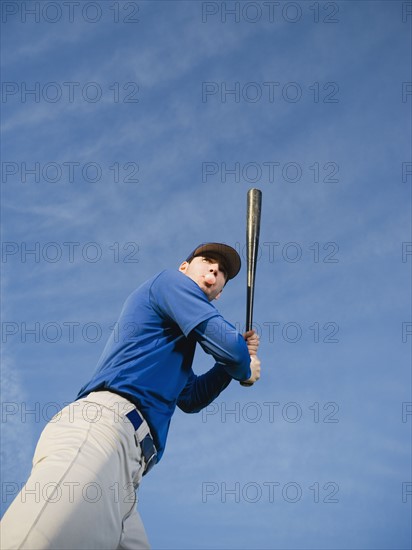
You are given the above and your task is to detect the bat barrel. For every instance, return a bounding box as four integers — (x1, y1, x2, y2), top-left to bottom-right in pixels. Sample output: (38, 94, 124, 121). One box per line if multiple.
(246, 188, 262, 332)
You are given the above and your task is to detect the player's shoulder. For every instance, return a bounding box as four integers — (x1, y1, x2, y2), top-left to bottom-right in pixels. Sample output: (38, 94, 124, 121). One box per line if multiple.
(151, 269, 197, 289)
(151, 269, 209, 300)
(152, 269, 190, 282)
(152, 269, 184, 283)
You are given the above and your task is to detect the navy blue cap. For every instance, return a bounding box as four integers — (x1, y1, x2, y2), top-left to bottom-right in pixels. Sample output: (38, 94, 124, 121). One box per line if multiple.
(186, 243, 241, 280)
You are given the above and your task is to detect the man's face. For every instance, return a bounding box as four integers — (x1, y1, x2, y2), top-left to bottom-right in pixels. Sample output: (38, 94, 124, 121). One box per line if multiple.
(179, 256, 228, 301)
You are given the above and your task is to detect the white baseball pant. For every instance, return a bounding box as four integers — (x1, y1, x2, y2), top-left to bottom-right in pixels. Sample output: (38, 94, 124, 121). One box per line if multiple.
(1, 391, 152, 549)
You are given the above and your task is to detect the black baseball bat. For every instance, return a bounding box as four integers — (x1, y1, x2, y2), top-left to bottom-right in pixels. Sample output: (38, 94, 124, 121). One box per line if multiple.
(241, 188, 262, 387)
(246, 188, 262, 332)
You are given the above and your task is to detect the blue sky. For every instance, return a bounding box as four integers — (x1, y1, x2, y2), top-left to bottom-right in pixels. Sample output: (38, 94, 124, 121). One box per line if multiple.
(1, 1, 411, 548)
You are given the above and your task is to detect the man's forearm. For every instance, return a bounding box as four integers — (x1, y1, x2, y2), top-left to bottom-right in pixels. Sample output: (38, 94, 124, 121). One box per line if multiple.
(177, 364, 232, 413)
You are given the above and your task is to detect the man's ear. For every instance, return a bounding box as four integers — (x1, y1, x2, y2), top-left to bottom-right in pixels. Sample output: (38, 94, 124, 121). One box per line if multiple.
(179, 261, 189, 274)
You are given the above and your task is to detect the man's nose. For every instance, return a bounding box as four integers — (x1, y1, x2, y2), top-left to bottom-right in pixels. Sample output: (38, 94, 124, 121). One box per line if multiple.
(204, 271, 216, 284)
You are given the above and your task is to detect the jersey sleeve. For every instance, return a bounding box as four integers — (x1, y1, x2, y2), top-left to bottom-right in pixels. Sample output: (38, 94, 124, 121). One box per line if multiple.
(192, 317, 252, 381)
(149, 270, 219, 337)
(176, 364, 232, 413)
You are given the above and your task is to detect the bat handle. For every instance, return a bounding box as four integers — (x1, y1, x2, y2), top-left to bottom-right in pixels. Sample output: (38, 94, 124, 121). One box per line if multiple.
(240, 329, 255, 387)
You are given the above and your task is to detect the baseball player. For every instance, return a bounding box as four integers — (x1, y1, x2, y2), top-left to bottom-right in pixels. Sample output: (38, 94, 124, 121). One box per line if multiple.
(1, 243, 261, 549)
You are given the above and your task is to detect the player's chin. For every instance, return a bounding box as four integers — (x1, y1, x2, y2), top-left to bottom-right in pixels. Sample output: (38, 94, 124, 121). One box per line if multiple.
(201, 286, 216, 300)
(200, 282, 212, 292)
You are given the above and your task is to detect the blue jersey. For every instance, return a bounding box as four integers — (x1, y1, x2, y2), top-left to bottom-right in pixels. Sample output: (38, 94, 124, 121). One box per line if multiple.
(77, 269, 251, 460)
